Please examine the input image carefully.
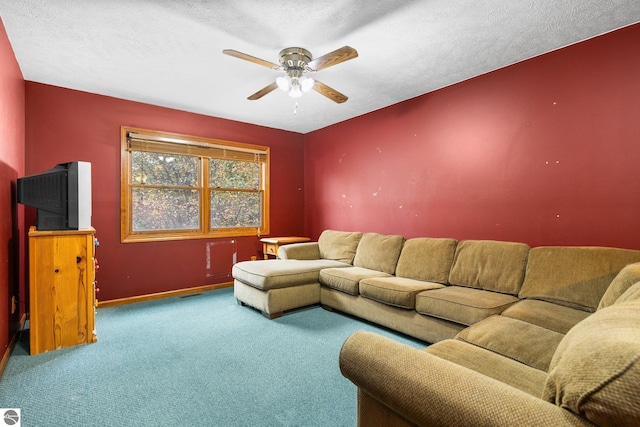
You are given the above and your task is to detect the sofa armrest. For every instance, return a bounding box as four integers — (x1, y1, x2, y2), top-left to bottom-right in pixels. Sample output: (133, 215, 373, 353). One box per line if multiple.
(277, 242, 320, 260)
(339, 331, 591, 427)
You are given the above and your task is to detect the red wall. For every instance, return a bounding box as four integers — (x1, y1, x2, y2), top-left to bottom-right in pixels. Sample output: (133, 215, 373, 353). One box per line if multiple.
(25, 84, 305, 301)
(304, 24, 640, 250)
(0, 19, 25, 359)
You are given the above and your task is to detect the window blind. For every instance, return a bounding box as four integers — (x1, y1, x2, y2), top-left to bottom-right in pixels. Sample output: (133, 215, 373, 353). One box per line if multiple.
(127, 132, 268, 162)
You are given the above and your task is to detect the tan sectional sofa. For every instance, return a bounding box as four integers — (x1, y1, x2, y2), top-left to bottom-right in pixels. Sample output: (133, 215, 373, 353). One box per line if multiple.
(232, 230, 640, 426)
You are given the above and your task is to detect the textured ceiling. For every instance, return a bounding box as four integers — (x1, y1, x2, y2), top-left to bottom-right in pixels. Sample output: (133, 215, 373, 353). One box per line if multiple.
(1, 1, 639, 134)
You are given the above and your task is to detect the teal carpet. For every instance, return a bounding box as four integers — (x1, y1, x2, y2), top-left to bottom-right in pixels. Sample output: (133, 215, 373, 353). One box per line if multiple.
(0, 287, 425, 426)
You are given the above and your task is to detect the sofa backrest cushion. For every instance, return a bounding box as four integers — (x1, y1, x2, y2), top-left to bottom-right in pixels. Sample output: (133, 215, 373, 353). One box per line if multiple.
(448, 240, 530, 295)
(318, 230, 363, 264)
(598, 262, 640, 310)
(353, 233, 405, 275)
(394, 238, 457, 283)
(520, 246, 640, 312)
(542, 300, 640, 426)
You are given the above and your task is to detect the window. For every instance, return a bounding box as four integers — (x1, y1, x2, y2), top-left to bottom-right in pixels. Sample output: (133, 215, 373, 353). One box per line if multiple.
(121, 127, 270, 242)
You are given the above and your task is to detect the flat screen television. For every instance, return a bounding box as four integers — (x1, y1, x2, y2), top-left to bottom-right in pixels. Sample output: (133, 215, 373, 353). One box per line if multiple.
(17, 161, 92, 231)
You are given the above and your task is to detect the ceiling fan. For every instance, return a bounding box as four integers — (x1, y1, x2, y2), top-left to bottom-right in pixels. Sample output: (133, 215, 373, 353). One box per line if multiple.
(222, 46, 358, 104)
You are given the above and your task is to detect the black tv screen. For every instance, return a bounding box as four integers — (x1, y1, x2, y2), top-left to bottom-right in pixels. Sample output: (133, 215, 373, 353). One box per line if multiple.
(17, 161, 92, 231)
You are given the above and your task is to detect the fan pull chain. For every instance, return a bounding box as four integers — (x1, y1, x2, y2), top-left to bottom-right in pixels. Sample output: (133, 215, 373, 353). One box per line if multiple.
(293, 101, 299, 115)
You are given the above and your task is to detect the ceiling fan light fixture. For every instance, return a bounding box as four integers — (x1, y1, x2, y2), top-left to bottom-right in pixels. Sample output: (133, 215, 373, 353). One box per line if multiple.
(289, 82, 303, 98)
(300, 75, 314, 93)
(278, 74, 310, 98)
(276, 75, 291, 92)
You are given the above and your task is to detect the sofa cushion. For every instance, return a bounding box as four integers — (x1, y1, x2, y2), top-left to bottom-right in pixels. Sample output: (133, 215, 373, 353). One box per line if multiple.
(359, 277, 445, 309)
(543, 301, 640, 426)
(318, 230, 363, 264)
(232, 259, 349, 291)
(425, 339, 548, 397)
(615, 281, 640, 305)
(319, 266, 391, 296)
(456, 315, 565, 372)
(415, 286, 519, 326)
(520, 246, 640, 312)
(448, 240, 530, 295)
(598, 262, 640, 310)
(394, 237, 457, 283)
(353, 233, 405, 275)
(501, 299, 590, 334)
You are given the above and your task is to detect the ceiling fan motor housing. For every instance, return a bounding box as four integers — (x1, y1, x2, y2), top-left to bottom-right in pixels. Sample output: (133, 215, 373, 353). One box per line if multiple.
(279, 47, 312, 73)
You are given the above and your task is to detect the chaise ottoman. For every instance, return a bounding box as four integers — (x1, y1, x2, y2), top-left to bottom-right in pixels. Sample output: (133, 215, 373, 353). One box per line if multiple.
(232, 258, 349, 319)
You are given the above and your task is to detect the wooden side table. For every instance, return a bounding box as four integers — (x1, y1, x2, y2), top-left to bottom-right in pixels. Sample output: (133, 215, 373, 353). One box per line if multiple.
(261, 236, 311, 259)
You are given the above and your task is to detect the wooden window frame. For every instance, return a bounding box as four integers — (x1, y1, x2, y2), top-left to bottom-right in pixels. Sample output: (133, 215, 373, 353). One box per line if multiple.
(121, 126, 270, 243)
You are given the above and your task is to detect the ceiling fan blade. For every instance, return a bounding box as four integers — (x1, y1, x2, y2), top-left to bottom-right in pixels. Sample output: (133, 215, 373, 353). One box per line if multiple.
(248, 82, 278, 100)
(222, 49, 281, 70)
(307, 46, 358, 71)
(313, 80, 348, 104)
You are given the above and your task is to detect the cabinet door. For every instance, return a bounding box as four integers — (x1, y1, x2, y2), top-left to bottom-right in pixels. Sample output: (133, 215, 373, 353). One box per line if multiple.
(29, 230, 96, 355)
